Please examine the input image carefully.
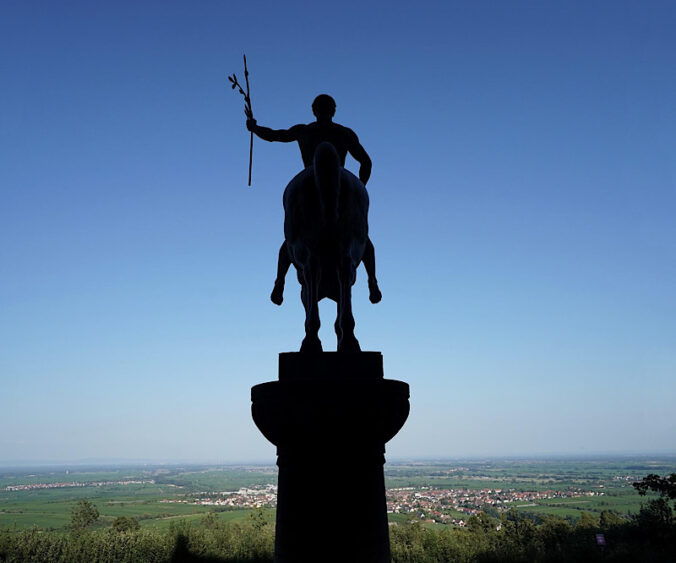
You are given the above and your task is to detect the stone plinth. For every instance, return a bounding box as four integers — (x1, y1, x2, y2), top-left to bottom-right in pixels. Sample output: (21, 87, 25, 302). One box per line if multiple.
(251, 352, 410, 563)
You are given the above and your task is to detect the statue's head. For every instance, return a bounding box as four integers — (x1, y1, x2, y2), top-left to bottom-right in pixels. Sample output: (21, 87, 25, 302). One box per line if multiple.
(312, 94, 336, 120)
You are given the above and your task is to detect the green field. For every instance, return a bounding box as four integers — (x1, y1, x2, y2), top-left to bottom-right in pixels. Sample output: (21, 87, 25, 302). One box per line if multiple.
(0, 465, 279, 533)
(0, 493, 269, 534)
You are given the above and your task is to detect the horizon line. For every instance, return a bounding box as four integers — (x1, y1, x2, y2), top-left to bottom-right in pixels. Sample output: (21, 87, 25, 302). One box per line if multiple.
(2, 451, 676, 469)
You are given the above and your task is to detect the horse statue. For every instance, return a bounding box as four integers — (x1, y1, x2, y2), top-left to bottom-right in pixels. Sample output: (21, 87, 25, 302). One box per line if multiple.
(283, 141, 369, 353)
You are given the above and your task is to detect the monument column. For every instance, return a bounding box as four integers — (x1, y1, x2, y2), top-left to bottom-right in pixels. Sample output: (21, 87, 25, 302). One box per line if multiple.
(252, 352, 410, 563)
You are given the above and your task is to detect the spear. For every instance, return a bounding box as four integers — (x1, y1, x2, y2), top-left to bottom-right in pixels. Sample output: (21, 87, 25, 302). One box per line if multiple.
(228, 54, 254, 186)
(243, 55, 253, 187)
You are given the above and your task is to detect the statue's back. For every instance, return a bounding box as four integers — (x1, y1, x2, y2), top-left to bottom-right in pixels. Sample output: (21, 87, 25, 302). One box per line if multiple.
(296, 122, 356, 168)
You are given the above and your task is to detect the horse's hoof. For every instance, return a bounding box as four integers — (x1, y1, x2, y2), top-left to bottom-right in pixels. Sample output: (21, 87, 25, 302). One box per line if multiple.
(300, 337, 323, 353)
(270, 283, 284, 306)
(338, 337, 361, 353)
(368, 280, 382, 304)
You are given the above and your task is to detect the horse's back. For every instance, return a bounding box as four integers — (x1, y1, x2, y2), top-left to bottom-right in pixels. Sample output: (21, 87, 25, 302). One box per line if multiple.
(283, 166, 367, 202)
(283, 167, 314, 208)
(283, 166, 368, 239)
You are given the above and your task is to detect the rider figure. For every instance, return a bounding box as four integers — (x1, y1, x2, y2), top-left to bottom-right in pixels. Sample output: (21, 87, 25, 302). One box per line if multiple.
(246, 94, 382, 305)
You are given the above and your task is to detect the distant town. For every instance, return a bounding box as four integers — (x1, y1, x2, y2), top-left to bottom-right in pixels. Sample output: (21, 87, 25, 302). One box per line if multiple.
(386, 486, 601, 526)
(153, 483, 603, 527)
(4, 479, 155, 492)
(162, 485, 278, 509)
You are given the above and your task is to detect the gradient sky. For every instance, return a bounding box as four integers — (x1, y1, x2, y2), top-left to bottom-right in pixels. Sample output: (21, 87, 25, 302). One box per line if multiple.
(1, 1, 675, 464)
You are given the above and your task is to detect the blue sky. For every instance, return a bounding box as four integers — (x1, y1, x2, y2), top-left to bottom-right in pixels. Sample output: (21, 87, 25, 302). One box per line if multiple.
(1, 1, 674, 464)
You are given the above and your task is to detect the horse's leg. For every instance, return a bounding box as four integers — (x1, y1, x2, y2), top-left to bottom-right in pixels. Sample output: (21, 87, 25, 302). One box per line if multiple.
(300, 255, 322, 353)
(337, 256, 360, 353)
(334, 298, 342, 347)
(271, 241, 290, 306)
(362, 237, 382, 304)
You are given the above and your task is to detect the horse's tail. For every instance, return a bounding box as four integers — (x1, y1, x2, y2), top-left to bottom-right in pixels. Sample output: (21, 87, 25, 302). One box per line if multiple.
(313, 142, 340, 227)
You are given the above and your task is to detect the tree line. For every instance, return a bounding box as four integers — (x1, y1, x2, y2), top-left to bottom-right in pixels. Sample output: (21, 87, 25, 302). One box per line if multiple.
(1, 473, 674, 562)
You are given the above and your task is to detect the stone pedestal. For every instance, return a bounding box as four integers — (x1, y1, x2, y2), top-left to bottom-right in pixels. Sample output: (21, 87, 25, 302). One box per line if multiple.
(251, 352, 410, 563)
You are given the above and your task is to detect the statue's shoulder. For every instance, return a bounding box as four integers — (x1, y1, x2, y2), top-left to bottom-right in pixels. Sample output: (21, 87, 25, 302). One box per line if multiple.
(333, 122, 355, 135)
(340, 124, 361, 144)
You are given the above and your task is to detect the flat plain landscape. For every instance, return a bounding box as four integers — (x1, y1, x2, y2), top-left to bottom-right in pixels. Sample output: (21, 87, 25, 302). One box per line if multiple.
(1, 456, 674, 533)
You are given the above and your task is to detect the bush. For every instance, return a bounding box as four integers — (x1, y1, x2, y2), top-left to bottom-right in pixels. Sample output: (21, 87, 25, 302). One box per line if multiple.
(111, 517, 140, 533)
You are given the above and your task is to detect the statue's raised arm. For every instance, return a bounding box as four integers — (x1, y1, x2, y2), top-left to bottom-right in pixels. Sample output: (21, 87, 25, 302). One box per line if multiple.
(247, 120, 304, 143)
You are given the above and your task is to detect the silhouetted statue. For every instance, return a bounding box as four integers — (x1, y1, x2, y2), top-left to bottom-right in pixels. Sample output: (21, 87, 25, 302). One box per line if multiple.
(247, 95, 381, 352)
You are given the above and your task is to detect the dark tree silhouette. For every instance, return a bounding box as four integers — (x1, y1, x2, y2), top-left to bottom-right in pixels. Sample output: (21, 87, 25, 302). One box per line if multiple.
(633, 473, 676, 499)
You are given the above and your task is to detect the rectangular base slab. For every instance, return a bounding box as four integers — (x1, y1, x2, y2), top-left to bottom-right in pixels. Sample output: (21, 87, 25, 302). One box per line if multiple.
(279, 351, 383, 381)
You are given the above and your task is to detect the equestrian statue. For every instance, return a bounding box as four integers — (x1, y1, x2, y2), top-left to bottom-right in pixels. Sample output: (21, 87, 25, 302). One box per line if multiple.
(246, 94, 381, 352)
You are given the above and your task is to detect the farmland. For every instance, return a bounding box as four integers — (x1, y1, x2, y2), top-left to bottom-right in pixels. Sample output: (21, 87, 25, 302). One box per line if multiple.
(1, 456, 674, 533)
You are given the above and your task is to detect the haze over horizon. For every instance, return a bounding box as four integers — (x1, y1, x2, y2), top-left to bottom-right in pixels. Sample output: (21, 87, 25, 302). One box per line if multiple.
(2, 1, 675, 464)
(3, 450, 676, 470)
